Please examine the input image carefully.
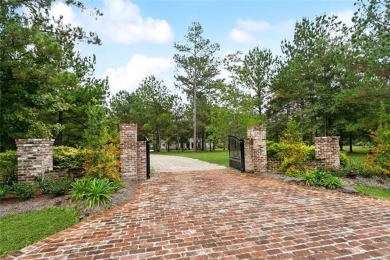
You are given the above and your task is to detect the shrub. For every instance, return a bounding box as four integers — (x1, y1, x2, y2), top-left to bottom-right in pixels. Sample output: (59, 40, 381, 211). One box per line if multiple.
(340, 152, 348, 168)
(307, 146, 316, 160)
(83, 143, 120, 181)
(352, 163, 389, 178)
(303, 169, 343, 189)
(277, 142, 312, 174)
(53, 146, 86, 170)
(324, 176, 343, 189)
(0, 185, 9, 200)
(12, 182, 35, 201)
(367, 102, 390, 173)
(71, 177, 118, 208)
(0, 151, 17, 185)
(266, 141, 280, 158)
(36, 176, 73, 197)
(276, 119, 313, 174)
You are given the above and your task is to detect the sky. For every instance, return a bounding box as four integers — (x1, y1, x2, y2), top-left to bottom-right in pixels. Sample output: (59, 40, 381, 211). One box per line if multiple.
(50, 0, 357, 98)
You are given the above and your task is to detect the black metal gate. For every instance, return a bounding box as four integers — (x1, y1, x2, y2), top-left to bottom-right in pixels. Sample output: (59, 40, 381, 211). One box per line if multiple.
(228, 135, 245, 172)
(145, 137, 151, 179)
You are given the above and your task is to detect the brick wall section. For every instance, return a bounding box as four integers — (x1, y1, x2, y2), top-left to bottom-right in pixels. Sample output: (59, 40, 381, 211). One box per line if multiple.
(245, 126, 267, 173)
(119, 124, 138, 180)
(137, 141, 147, 181)
(15, 139, 54, 183)
(315, 136, 340, 168)
(267, 159, 330, 172)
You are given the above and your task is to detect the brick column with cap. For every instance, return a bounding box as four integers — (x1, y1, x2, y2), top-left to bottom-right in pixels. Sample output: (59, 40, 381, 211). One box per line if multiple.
(245, 126, 267, 173)
(315, 136, 340, 168)
(119, 123, 138, 180)
(15, 139, 54, 182)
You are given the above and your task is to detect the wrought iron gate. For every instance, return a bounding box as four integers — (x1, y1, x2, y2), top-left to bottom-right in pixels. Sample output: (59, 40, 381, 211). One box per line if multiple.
(145, 136, 151, 179)
(228, 135, 245, 172)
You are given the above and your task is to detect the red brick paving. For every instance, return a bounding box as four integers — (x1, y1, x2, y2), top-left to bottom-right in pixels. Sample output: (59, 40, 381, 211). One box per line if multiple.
(6, 169, 390, 259)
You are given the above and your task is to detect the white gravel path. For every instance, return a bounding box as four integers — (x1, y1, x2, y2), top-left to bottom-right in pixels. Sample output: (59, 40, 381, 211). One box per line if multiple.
(150, 154, 226, 173)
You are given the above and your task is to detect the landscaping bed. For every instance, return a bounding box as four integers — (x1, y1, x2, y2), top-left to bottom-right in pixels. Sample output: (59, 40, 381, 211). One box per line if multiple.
(0, 176, 138, 219)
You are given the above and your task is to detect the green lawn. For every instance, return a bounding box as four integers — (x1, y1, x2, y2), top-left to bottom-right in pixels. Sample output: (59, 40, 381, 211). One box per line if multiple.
(0, 207, 78, 256)
(155, 145, 368, 167)
(154, 150, 229, 167)
(354, 184, 390, 200)
(346, 146, 369, 165)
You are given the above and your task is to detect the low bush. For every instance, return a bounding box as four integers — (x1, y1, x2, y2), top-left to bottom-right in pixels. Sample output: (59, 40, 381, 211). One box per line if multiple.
(323, 176, 343, 189)
(277, 142, 312, 174)
(53, 146, 86, 170)
(340, 152, 348, 168)
(0, 185, 9, 200)
(303, 169, 343, 189)
(36, 176, 73, 197)
(276, 120, 314, 174)
(0, 151, 17, 185)
(12, 182, 35, 201)
(83, 143, 120, 181)
(266, 141, 280, 158)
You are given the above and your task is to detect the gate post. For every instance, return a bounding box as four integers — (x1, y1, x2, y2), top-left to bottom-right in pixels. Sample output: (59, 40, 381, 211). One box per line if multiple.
(245, 126, 267, 173)
(119, 124, 138, 180)
(145, 137, 151, 179)
(315, 136, 340, 168)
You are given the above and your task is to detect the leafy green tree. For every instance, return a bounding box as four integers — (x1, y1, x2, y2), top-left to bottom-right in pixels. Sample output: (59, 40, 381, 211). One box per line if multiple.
(270, 15, 351, 141)
(132, 75, 180, 152)
(173, 22, 220, 151)
(109, 90, 137, 124)
(240, 47, 279, 119)
(0, 0, 106, 150)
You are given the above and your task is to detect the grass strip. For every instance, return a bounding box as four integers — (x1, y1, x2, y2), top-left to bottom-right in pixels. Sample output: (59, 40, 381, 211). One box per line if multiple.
(0, 207, 78, 256)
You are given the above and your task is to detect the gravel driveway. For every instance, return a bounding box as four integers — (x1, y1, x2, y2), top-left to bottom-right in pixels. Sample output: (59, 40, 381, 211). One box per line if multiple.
(150, 154, 226, 173)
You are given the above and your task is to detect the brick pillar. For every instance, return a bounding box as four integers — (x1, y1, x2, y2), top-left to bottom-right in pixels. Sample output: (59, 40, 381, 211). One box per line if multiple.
(15, 139, 54, 183)
(245, 126, 267, 173)
(244, 139, 254, 172)
(120, 124, 138, 180)
(137, 141, 147, 181)
(315, 136, 340, 168)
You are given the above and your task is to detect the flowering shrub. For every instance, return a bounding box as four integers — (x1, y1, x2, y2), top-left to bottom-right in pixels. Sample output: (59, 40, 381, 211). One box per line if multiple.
(83, 142, 120, 181)
(276, 120, 312, 174)
(367, 130, 390, 174)
(366, 103, 390, 175)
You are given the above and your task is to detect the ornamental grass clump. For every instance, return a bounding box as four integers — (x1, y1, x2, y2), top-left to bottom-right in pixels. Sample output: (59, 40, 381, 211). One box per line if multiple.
(71, 177, 120, 208)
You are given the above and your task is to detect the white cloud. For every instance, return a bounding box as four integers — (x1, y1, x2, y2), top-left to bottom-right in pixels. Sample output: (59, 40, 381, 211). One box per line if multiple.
(96, 0, 174, 44)
(228, 29, 256, 44)
(103, 54, 174, 95)
(236, 19, 271, 32)
(50, 0, 174, 45)
(228, 18, 295, 45)
(50, 2, 78, 25)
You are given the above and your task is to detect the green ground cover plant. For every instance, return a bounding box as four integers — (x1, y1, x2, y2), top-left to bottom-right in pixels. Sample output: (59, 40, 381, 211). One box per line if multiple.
(11, 182, 35, 201)
(36, 176, 73, 197)
(303, 169, 343, 189)
(0, 208, 78, 256)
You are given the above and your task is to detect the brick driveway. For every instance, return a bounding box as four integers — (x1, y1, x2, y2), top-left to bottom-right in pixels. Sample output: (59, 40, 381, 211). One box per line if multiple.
(8, 169, 390, 259)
